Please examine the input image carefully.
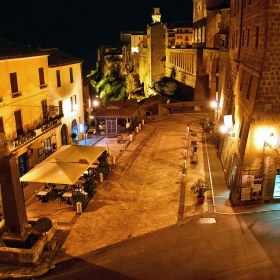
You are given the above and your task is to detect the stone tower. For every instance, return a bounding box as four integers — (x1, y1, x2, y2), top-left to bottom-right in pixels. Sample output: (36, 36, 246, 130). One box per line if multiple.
(139, 8, 166, 97)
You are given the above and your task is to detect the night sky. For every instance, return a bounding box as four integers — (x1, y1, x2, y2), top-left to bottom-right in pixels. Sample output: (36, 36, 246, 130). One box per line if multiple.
(1, 0, 193, 75)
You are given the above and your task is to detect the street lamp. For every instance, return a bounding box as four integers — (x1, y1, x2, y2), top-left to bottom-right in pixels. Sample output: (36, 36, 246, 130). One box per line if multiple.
(93, 100, 99, 111)
(220, 115, 235, 137)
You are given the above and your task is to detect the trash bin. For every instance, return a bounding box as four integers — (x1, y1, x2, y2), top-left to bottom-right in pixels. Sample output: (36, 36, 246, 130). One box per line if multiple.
(76, 202, 82, 214)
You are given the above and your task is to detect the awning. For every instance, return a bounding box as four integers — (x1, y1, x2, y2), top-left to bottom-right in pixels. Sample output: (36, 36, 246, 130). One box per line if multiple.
(20, 161, 90, 184)
(20, 144, 106, 184)
(45, 144, 106, 164)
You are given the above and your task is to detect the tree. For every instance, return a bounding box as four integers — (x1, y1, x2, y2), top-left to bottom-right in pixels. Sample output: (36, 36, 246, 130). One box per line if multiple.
(154, 77, 179, 97)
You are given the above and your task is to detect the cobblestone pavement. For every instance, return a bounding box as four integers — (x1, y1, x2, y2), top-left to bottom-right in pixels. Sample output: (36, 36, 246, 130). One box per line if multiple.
(0, 110, 242, 278)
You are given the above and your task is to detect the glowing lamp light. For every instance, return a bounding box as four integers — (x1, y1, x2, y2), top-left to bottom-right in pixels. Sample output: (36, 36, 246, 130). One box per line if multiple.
(131, 47, 139, 53)
(264, 133, 276, 148)
(211, 101, 218, 108)
(93, 100, 99, 107)
(220, 125, 228, 133)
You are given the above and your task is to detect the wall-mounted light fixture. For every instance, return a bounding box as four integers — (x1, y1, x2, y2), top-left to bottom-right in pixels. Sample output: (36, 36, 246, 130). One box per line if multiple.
(220, 125, 235, 137)
(220, 115, 235, 137)
(264, 133, 276, 148)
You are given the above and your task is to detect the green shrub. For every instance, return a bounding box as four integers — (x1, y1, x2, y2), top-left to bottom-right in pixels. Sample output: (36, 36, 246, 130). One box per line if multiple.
(97, 162, 111, 178)
(72, 192, 87, 209)
(83, 178, 97, 196)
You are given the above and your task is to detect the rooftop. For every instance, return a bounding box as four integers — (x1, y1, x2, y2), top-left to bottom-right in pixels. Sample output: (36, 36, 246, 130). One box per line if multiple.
(40, 48, 83, 67)
(0, 37, 47, 60)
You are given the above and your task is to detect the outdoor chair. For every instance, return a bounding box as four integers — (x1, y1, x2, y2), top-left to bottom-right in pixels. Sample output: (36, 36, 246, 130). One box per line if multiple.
(59, 196, 67, 206)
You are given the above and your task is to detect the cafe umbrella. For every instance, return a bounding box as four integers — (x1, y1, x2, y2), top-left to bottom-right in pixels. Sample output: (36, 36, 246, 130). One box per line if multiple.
(44, 144, 106, 165)
(20, 160, 90, 185)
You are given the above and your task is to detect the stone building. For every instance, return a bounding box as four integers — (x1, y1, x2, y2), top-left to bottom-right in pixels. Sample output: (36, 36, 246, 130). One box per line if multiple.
(167, 21, 193, 49)
(139, 7, 167, 97)
(0, 38, 84, 179)
(218, 0, 280, 205)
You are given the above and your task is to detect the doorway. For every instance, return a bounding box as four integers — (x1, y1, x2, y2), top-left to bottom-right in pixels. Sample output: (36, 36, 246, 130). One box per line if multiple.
(61, 124, 68, 145)
(18, 153, 28, 177)
(106, 119, 117, 134)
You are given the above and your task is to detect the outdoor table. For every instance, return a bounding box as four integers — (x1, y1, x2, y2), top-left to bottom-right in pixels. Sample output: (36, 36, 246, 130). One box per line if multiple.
(37, 190, 49, 202)
(62, 192, 73, 204)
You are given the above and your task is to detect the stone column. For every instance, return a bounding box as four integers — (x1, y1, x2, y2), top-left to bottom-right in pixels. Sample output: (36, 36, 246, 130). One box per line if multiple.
(0, 154, 32, 248)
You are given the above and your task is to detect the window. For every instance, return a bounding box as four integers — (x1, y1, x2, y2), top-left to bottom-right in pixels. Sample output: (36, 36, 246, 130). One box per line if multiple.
(10, 72, 18, 93)
(69, 67, 73, 83)
(59, 100, 63, 115)
(0, 117, 4, 134)
(56, 70, 61, 87)
(235, 29, 238, 48)
(247, 28, 250, 47)
(14, 110, 23, 136)
(38, 67, 45, 88)
(241, 29, 245, 47)
(71, 95, 77, 111)
(255, 26, 259, 49)
(41, 100, 48, 123)
(246, 76, 252, 100)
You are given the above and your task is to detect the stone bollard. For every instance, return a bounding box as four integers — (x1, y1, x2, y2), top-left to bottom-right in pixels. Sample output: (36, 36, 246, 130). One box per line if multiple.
(76, 202, 82, 214)
(99, 172, 103, 183)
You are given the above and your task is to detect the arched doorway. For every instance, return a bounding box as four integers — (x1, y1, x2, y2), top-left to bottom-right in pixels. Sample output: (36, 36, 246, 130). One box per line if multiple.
(61, 124, 68, 145)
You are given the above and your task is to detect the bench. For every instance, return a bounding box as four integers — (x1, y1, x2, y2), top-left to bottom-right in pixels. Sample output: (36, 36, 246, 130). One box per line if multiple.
(117, 136, 123, 143)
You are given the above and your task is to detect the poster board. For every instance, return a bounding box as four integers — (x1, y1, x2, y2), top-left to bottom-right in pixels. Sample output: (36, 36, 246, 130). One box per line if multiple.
(241, 174, 262, 201)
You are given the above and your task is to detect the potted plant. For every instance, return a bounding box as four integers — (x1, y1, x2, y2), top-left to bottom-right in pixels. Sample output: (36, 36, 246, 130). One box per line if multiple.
(83, 178, 97, 197)
(190, 178, 211, 204)
(120, 127, 129, 136)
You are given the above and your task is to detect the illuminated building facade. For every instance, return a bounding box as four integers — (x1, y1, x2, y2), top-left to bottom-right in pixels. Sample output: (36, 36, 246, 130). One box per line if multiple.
(216, 0, 280, 205)
(139, 7, 167, 97)
(0, 39, 84, 178)
(168, 21, 193, 49)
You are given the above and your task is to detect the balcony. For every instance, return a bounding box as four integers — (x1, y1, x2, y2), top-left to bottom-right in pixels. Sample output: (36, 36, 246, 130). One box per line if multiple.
(40, 84, 48, 89)
(12, 92, 22, 98)
(8, 114, 63, 151)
